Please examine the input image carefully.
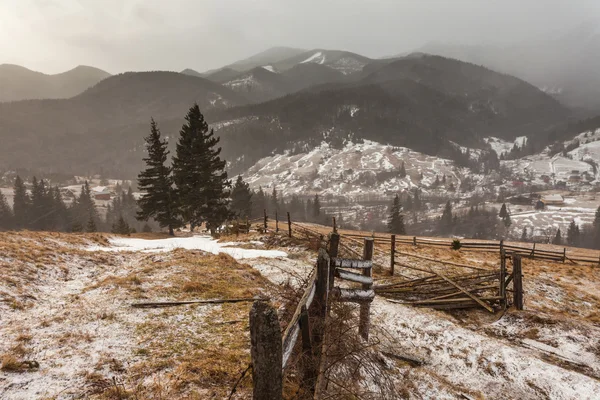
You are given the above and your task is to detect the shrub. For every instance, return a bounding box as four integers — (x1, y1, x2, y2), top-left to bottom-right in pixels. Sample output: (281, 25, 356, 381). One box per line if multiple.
(451, 239, 462, 250)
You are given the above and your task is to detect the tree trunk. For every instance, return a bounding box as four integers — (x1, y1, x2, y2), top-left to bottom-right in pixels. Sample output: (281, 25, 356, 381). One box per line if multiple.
(169, 226, 175, 236)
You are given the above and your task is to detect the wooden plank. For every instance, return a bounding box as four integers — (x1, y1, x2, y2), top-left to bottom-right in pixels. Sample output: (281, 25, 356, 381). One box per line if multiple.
(335, 268, 373, 285)
(332, 287, 375, 302)
(331, 258, 373, 269)
(429, 270, 494, 313)
(413, 296, 503, 305)
(131, 297, 264, 308)
(281, 270, 317, 353)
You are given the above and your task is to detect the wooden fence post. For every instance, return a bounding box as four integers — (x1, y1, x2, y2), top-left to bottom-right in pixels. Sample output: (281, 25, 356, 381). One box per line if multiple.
(513, 256, 523, 310)
(249, 301, 283, 400)
(287, 212, 292, 238)
(499, 248, 506, 310)
(531, 242, 536, 258)
(263, 209, 268, 232)
(275, 211, 279, 233)
(332, 217, 337, 233)
(328, 233, 340, 292)
(390, 235, 396, 276)
(563, 248, 567, 263)
(311, 249, 330, 360)
(500, 240, 504, 254)
(359, 238, 374, 340)
(299, 304, 317, 393)
(413, 236, 417, 246)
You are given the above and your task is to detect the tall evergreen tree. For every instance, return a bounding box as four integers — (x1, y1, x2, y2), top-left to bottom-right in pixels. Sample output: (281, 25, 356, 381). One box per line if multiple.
(567, 221, 581, 246)
(499, 203, 508, 218)
(503, 213, 512, 228)
(387, 194, 406, 234)
(137, 119, 180, 236)
(230, 176, 253, 219)
(70, 181, 99, 232)
(112, 215, 131, 235)
(13, 175, 30, 229)
(0, 190, 14, 230)
(399, 162, 406, 178)
(271, 187, 279, 214)
(252, 187, 267, 219)
(312, 194, 321, 222)
(440, 200, 453, 232)
(172, 104, 230, 232)
(553, 228, 562, 245)
(288, 195, 305, 221)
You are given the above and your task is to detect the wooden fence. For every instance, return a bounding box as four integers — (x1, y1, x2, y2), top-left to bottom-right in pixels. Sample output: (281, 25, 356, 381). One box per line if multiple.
(249, 234, 375, 399)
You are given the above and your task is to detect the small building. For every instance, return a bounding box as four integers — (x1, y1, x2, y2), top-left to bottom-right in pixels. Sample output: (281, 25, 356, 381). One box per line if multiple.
(541, 194, 564, 206)
(91, 186, 111, 200)
(512, 180, 524, 187)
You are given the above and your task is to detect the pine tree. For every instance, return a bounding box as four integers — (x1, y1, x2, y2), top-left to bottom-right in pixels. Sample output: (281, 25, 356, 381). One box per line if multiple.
(440, 200, 453, 232)
(172, 104, 230, 232)
(137, 119, 180, 236)
(553, 228, 562, 245)
(30, 177, 51, 230)
(521, 227, 528, 242)
(387, 194, 406, 234)
(13, 175, 30, 229)
(567, 221, 580, 246)
(0, 190, 14, 230)
(252, 187, 266, 219)
(112, 215, 131, 235)
(271, 187, 279, 214)
(399, 162, 406, 178)
(70, 181, 99, 232)
(86, 214, 97, 232)
(312, 194, 321, 222)
(230, 176, 253, 219)
(503, 213, 512, 228)
(499, 203, 508, 218)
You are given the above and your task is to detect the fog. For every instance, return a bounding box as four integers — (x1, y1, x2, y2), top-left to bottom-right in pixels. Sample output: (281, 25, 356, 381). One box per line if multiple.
(1, 0, 599, 74)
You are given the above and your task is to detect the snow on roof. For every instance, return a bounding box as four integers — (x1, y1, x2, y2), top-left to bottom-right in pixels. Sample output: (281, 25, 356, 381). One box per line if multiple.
(91, 186, 108, 193)
(542, 194, 564, 202)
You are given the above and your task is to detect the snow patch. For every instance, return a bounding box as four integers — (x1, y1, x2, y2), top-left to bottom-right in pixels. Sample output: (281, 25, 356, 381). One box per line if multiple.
(300, 51, 325, 65)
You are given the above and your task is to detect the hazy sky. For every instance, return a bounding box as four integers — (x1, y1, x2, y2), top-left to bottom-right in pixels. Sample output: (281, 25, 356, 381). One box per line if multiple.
(1, 0, 598, 74)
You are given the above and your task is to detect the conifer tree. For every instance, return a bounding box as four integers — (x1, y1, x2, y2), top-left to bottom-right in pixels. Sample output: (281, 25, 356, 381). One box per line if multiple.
(0, 190, 14, 230)
(13, 175, 30, 229)
(30, 177, 50, 230)
(567, 221, 580, 246)
(230, 176, 253, 219)
(271, 187, 279, 214)
(252, 187, 266, 219)
(288, 195, 305, 221)
(387, 194, 406, 234)
(553, 228, 562, 245)
(440, 200, 453, 232)
(312, 194, 321, 222)
(399, 162, 406, 178)
(499, 203, 508, 218)
(503, 213, 512, 228)
(137, 119, 180, 236)
(70, 181, 99, 232)
(172, 104, 230, 232)
(86, 214, 97, 232)
(521, 227, 528, 242)
(112, 215, 131, 235)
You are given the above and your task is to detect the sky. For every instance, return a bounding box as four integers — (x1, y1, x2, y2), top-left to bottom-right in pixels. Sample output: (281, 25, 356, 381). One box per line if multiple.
(0, 0, 599, 74)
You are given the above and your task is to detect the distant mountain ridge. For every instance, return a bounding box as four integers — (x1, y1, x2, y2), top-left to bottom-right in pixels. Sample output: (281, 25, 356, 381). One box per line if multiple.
(0, 64, 111, 102)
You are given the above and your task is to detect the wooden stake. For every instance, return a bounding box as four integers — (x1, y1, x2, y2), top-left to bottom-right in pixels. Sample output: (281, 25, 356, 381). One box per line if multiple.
(359, 238, 374, 340)
(287, 212, 292, 238)
(263, 209, 268, 232)
(413, 236, 417, 246)
(328, 233, 340, 292)
(513, 256, 524, 310)
(500, 248, 506, 310)
(249, 301, 283, 400)
(390, 235, 396, 276)
(332, 216, 337, 233)
(275, 211, 279, 233)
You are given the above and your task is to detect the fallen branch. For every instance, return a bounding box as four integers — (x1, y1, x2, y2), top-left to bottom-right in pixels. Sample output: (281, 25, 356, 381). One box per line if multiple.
(381, 351, 425, 366)
(131, 297, 268, 308)
(228, 363, 252, 400)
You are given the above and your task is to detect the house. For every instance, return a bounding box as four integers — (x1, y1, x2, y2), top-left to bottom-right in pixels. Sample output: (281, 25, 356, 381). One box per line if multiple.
(541, 194, 564, 206)
(91, 186, 111, 200)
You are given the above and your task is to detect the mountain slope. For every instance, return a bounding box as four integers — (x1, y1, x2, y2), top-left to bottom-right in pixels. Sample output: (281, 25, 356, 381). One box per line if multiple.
(0, 72, 248, 177)
(212, 54, 570, 172)
(273, 49, 373, 75)
(420, 22, 600, 110)
(226, 46, 307, 71)
(0, 64, 111, 102)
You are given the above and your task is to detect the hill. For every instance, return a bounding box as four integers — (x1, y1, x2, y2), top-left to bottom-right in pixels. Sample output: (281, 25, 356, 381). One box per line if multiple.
(224, 46, 306, 72)
(420, 21, 600, 110)
(0, 64, 110, 102)
(212, 54, 570, 172)
(272, 49, 373, 75)
(0, 71, 248, 177)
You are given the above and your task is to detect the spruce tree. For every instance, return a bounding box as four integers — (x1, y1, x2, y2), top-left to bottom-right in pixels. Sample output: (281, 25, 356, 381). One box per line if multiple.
(567, 221, 580, 246)
(230, 176, 253, 219)
(312, 194, 321, 222)
(137, 119, 180, 236)
(112, 215, 131, 235)
(399, 162, 406, 178)
(521, 227, 528, 242)
(271, 187, 279, 214)
(71, 181, 99, 232)
(440, 200, 453, 232)
(13, 175, 30, 229)
(172, 104, 230, 232)
(553, 228, 562, 245)
(86, 214, 97, 233)
(503, 213, 512, 228)
(499, 203, 508, 218)
(252, 187, 266, 219)
(0, 190, 14, 230)
(387, 194, 406, 234)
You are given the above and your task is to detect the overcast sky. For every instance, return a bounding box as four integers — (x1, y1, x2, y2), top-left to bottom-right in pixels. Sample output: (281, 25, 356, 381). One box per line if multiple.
(1, 0, 598, 74)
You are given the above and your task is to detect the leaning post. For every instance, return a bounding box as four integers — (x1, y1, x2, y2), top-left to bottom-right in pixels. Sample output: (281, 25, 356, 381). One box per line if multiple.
(513, 256, 524, 310)
(390, 234, 396, 276)
(287, 212, 292, 238)
(359, 238, 374, 340)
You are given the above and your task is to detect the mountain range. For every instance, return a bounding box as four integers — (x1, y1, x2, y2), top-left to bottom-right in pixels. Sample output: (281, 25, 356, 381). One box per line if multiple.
(0, 64, 110, 102)
(0, 37, 595, 180)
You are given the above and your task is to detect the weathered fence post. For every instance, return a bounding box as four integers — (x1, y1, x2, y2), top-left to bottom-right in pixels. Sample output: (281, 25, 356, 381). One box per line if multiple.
(390, 234, 396, 276)
(275, 211, 279, 233)
(499, 239, 504, 254)
(263, 209, 268, 232)
(531, 242, 536, 258)
(328, 233, 340, 291)
(513, 256, 523, 310)
(332, 217, 337, 233)
(312, 248, 330, 359)
(249, 301, 283, 400)
(359, 238, 374, 340)
(499, 248, 506, 309)
(413, 236, 417, 246)
(563, 248, 567, 263)
(287, 212, 292, 238)
(299, 304, 317, 393)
